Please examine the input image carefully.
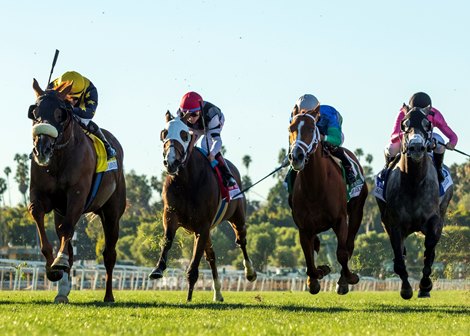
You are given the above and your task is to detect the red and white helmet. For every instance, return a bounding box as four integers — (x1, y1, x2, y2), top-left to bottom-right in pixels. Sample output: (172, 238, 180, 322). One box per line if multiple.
(179, 91, 203, 113)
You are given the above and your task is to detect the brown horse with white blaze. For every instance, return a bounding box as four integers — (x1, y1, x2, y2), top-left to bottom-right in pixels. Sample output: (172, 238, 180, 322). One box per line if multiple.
(288, 106, 368, 295)
(149, 111, 256, 302)
(28, 79, 126, 303)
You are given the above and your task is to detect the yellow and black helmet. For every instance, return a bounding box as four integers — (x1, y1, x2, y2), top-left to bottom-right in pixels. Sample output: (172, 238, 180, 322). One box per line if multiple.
(57, 71, 85, 97)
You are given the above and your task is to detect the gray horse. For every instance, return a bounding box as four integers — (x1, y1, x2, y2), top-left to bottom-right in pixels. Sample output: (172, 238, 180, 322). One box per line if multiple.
(376, 106, 453, 299)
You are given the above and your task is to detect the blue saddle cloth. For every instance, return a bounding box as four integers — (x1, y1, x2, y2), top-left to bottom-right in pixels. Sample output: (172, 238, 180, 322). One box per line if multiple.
(374, 166, 453, 202)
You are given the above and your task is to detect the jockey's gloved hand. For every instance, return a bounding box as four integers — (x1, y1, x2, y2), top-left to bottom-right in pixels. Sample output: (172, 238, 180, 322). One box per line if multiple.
(281, 156, 290, 167)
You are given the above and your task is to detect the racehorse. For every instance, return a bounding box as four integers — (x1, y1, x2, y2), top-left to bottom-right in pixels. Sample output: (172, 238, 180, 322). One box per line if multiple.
(28, 79, 126, 303)
(149, 111, 257, 302)
(376, 106, 453, 299)
(288, 106, 368, 295)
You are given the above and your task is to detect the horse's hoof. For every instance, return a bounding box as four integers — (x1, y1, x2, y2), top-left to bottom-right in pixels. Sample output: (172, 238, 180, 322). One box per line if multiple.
(104, 296, 115, 303)
(318, 265, 331, 278)
(51, 258, 70, 271)
(400, 288, 413, 300)
(347, 273, 360, 285)
(417, 290, 431, 298)
(213, 294, 224, 302)
(148, 268, 163, 280)
(336, 283, 349, 295)
(419, 278, 433, 292)
(46, 269, 64, 282)
(307, 278, 321, 295)
(246, 271, 257, 282)
(54, 295, 69, 304)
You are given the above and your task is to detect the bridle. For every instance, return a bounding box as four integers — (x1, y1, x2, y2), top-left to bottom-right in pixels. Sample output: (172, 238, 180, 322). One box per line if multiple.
(400, 108, 433, 156)
(162, 117, 192, 173)
(31, 92, 74, 152)
(289, 113, 321, 163)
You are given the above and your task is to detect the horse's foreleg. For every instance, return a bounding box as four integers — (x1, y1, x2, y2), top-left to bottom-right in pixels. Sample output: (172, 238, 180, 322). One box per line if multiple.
(186, 230, 209, 302)
(52, 208, 82, 271)
(419, 216, 442, 298)
(29, 202, 63, 282)
(54, 271, 71, 304)
(204, 239, 223, 302)
(334, 220, 359, 295)
(230, 220, 257, 282)
(149, 214, 177, 280)
(299, 230, 321, 294)
(389, 228, 412, 299)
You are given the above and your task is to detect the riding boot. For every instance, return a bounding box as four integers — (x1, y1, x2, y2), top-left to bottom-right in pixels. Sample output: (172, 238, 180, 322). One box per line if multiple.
(379, 153, 394, 179)
(433, 152, 445, 182)
(215, 153, 237, 187)
(87, 121, 117, 159)
(332, 147, 355, 184)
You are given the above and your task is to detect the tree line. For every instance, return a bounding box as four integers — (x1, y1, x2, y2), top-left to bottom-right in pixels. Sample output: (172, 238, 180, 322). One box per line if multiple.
(0, 149, 468, 279)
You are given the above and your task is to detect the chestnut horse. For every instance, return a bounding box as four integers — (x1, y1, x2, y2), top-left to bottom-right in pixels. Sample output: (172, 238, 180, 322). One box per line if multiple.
(28, 79, 126, 303)
(149, 111, 256, 302)
(376, 106, 453, 299)
(288, 107, 368, 295)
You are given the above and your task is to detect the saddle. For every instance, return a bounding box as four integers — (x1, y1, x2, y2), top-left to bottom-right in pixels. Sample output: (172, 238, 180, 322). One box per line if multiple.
(374, 154, 453, 202)
(196, 147, 243, 203)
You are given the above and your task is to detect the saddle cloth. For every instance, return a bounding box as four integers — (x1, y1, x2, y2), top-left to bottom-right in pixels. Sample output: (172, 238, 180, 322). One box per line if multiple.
(83, 130, 118, 173)
(374, 166, 453, 202)
(330, 153, 365, 201)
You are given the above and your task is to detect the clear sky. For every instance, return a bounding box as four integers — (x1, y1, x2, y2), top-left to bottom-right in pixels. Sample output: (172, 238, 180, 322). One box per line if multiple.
(1, 1, 469, 205)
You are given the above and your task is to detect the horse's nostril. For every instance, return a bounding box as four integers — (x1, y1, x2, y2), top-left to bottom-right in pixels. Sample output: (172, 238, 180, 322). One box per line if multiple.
(163, 160, 168, 167)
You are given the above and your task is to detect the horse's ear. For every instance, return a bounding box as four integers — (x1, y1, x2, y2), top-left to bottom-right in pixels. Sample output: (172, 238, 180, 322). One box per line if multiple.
(56, 81, 73, 100)
(292, 105, 298, 116)
(32, 78, 44, 98)
(165, 110, 174, 122)
(402, 103, 410, 113)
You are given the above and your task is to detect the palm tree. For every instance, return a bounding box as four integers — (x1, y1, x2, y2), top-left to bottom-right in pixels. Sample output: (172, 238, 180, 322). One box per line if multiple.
(242, 155, 252, 176)
(14, 154, 30, 206)
(0, 178, 6, 207)
(4, 166, 11, 206)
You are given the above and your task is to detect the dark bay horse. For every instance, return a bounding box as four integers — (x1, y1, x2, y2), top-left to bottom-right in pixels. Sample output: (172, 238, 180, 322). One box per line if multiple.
(288, 107, 368, 295)
(149, 111, 256, 302)
(376, 106, 453, 299)
(28, 79, 126, 303)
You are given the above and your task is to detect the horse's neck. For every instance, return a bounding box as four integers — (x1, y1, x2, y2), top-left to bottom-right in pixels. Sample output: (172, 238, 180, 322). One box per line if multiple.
(399, 155, 430, 186)
(299, 147, 329, 189)
(170, 150, 205, 189)
(48, 122, 88, 171)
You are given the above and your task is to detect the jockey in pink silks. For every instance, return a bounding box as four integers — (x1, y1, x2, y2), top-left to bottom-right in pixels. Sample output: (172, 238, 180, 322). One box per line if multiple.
(384, 92, 458, 182)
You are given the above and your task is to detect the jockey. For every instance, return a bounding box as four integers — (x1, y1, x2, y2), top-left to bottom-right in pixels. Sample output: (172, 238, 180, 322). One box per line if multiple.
(383, 92, 458, 182)
(290, 94, 356, 184)
(176, 91, 237, 187)
(49, 71, 116, 159)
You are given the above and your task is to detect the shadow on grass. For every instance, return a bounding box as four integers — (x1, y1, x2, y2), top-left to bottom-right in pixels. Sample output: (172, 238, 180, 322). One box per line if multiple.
(0, 299, 350, 313)
(0, 299, 468, 315)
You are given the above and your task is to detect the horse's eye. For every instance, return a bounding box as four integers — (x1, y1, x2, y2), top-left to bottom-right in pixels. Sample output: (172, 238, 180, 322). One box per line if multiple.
(160, 129, 168, 142)
(401, 119, 410, 132)
(28, 105, 38, 120)
(180, 130, 189, 142)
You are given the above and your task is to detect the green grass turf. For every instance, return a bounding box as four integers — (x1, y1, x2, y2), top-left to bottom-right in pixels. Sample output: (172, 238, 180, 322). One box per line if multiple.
(0, 290, 468, 335)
